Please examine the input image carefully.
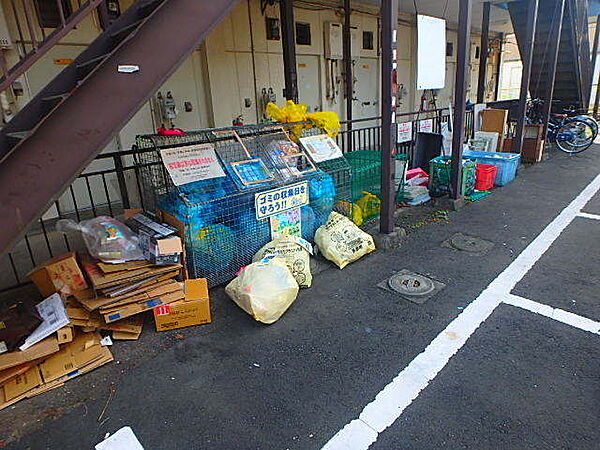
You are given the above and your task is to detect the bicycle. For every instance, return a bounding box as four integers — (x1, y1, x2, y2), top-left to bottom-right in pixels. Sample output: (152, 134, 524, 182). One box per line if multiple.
(526, 99, 597, 154)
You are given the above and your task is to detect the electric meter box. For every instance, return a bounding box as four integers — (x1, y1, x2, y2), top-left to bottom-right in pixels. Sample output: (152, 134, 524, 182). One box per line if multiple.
(324, 22, 359, 60)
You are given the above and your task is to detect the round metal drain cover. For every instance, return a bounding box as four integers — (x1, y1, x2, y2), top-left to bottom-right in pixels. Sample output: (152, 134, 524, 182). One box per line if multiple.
(388, 273, 436, 297)
(449, 234, 490, 253)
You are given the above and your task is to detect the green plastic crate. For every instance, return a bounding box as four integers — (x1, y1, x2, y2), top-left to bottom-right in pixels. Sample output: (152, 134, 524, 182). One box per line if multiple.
(346, 150, 408, 202)
(429, 156, 476, 197)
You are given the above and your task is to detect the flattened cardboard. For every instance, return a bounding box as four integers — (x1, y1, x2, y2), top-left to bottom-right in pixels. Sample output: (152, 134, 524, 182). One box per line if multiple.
(99, 281, 182, 313)
(0, 337, 59, 372)
(97, 260, 153, 274)
(82, 257, 181, 290)
(103, 290, 184, 323)
(112, 330, 142, 340)
(3, 366, 42, 401)
(27, 252, 88, 297)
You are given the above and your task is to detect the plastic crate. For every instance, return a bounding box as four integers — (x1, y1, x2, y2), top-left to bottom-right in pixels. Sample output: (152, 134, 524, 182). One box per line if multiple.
(475, 164, 498, 191)
(463, 150, 520, 186)
(345, 150, 408, 201)
(429, 156, 476, 197)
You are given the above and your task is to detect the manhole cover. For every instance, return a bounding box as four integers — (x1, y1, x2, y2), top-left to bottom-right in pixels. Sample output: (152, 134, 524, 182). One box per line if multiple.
(442, 233, 494, 254)
(378, 269, 445, 304)
(388, 273, 436, 296)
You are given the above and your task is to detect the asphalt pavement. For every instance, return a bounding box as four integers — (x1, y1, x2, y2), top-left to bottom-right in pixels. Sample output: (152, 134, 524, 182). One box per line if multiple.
(2, 145, 599, 449)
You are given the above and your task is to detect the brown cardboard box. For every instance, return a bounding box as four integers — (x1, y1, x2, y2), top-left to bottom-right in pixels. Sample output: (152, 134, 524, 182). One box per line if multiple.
(154, 279, 211, 332)
(0, 337, 59, 372)
(56, 327, 73, 344)
(27, 252, 88, 297)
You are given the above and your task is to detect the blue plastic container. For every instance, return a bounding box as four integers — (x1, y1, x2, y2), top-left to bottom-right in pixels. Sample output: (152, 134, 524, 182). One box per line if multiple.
(463, 150, 520, 186)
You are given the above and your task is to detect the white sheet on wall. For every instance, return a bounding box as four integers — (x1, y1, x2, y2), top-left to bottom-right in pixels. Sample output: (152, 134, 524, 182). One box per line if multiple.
(417, 15, 446, 90)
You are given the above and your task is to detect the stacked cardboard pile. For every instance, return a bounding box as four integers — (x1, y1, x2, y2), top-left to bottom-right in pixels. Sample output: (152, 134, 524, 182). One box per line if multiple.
(75, 256, 184, 324)
(1, 332, 112, 410)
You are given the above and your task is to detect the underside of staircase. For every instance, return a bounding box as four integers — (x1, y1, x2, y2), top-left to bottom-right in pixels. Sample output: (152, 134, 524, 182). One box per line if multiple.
(509, 0, 592, 110)
(0, 0, 239, 257)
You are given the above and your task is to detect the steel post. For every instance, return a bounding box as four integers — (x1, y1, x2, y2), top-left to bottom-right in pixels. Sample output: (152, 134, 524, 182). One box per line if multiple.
(343, 0, 353, 151)
(450, 0, 473, 200)
(477, 2, 491, 104)
(512, 0, 539, 154)
(540, 0, 566, 138)
(280, 0, 298, 102)
(380, 0, 398, 234)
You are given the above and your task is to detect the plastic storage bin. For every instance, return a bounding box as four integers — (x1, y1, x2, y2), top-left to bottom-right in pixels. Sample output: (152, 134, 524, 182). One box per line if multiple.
(346, 150, 408, 201)
(463, 150, 520, 186)
(429, 156, 476, 197)
(475, 164, 498, 191)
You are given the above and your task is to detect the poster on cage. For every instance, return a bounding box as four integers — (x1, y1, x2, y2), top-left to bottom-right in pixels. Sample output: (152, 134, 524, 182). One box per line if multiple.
(270, 208, 302, 240)
(299, 134, 343, 163)
(160, 143, 225, 186)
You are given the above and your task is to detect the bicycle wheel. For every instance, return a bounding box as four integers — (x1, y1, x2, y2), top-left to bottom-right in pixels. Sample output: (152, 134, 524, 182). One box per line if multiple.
(571, 115, 599, 139)
(556, 119, 595, 154)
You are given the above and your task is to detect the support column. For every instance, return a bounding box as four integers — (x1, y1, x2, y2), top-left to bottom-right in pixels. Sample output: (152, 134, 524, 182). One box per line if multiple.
(280, 0, 298, 102)
(342, 0, 354, 151)
(592, 15, 600, 116)
(477, 1, 491, 104)
(380, 0, 398, 234)
(540, 0, 566, 138)
(450, 0, 473, 201)
(512, 0, 539, 154)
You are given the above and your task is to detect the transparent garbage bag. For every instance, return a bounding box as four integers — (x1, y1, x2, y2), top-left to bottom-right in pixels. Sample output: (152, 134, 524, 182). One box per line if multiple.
(225, 257, 299, 324)
(315, 212, 376, 269)
(56, 216, 144, 264)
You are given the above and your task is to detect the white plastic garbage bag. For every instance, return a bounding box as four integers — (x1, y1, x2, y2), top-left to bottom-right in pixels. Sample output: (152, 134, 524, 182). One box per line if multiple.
(253, 237, 313, 288)
(315, 212, 376, 269)
(225, 257, 299, 324)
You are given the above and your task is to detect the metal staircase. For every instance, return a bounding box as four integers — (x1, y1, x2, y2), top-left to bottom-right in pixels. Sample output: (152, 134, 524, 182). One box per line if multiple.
(509, 0, 592, 110)
(0, 0, 239, 256)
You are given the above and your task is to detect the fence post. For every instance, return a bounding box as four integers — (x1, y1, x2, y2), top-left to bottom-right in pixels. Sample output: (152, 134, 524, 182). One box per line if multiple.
(113, 154, 131, 209)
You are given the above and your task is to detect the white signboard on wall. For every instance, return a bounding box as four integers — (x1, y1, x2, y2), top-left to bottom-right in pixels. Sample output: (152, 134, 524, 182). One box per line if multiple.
(417, 15, 446, 90)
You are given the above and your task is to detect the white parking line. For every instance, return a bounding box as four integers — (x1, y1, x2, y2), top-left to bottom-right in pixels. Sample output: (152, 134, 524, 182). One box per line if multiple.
(503, 293, 600, 334)
(322, 173, 600, 450)
(577, 212, 600, 221)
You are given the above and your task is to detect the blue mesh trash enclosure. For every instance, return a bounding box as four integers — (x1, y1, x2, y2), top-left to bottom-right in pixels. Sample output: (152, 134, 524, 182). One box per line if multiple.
(134, 125, 351, 287)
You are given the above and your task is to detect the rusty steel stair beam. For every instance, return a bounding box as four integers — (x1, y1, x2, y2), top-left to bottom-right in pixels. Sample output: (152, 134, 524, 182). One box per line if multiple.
(0, 0, 239, 257)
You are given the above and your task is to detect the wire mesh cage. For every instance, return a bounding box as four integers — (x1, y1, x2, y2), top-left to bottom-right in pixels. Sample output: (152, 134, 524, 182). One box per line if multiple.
(134, 124, 351, 287)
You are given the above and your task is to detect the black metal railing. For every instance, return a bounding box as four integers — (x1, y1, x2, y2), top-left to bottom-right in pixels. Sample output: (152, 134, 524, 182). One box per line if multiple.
(0, 109, 475, 294)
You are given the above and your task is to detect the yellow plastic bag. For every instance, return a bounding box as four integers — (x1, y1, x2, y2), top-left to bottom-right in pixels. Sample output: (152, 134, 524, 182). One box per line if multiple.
(315, 212, 376, 269)
(225, 257, 299, 324)
(355, 192, 381, 222)
(253, 237, 313, 288)
(266, 100, 340, 140)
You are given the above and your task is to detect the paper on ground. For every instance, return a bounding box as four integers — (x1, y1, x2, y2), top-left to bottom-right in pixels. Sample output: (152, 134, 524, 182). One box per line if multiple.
(96, 427, 144, 450)
(20, 294, 70, 351)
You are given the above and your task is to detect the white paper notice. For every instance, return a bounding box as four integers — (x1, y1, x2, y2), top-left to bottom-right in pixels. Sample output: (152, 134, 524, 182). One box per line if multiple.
(299, 134, 343, 163)
(418, 119, 434, 133)
(160, 143, 226, 186)
(397, 122, 413, 143)
(19, 293, 70, 351)
(417, 15, 446, 90)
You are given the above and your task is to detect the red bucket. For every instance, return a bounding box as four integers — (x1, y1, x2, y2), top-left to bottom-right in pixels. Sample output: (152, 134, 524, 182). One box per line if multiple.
(475, 163, 498, 191)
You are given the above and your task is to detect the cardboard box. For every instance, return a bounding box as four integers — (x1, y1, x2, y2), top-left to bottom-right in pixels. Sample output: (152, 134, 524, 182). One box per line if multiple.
(0, 337, 59, 372)
(27, 252, 88, 297)
(125, 212, 183, 265)
(154, 279, 211, 332)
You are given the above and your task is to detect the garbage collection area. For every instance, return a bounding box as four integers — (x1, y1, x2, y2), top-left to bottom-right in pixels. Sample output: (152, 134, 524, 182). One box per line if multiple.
(0, 103, 532, 415)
